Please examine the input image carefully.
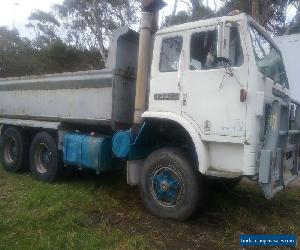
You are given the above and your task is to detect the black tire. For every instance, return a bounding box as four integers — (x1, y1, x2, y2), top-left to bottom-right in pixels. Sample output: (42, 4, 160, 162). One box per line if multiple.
(30, 132, 62, 182)
(0, 127, 28, 173)
(139, 148, 202, 221)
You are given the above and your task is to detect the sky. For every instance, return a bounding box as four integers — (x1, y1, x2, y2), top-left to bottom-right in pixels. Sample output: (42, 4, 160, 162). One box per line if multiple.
(0, 0, 63, 37)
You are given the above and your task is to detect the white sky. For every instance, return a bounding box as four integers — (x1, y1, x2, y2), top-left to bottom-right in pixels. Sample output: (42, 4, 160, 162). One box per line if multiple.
(0, 0, 63, 37)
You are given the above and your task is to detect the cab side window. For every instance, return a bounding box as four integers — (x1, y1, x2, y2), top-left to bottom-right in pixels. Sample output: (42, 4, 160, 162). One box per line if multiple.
(190, 27, 244, 71)
(159, 36, 183, 72)
(229, 27, 244, 67)
(190, 30, 217, 70)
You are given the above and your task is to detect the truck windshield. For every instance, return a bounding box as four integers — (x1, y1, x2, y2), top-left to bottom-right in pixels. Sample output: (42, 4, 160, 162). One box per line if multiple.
(249, 26, 289, 89)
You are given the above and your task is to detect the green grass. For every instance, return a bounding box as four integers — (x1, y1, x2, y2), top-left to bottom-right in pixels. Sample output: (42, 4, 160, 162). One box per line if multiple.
(0, 166, 300, 250)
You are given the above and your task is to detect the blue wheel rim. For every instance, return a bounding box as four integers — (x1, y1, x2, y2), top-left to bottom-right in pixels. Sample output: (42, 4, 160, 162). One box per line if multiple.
(152, 166, 183, 207)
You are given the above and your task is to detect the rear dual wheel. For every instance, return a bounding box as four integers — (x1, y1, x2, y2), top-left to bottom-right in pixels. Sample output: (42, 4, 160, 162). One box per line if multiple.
(1, 128, 62, 182)
(30, 132, 62, 182)
(0, 127, 28, 172)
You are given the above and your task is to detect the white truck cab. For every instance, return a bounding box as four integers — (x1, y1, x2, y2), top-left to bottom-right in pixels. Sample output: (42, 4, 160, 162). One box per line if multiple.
(136, 13, 299, 207)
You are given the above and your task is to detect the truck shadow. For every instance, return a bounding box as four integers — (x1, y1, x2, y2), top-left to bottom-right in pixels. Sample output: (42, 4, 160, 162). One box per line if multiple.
(61, 168, 300, 223)
(60, 168, 300, 245)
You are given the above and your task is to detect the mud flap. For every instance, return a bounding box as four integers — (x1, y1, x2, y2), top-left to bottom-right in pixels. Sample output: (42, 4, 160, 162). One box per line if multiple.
(259, 149, 285, 199)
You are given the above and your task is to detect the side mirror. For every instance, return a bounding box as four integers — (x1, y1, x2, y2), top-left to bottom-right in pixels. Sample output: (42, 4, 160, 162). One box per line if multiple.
(217, 22, 230, 61)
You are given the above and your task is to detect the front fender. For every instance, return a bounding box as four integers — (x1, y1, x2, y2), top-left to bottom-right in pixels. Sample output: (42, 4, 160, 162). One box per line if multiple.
(142, 111, 209, 174)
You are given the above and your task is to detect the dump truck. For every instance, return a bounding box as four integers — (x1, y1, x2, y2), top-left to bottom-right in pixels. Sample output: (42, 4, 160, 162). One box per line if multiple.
(1, 7, 300, 220)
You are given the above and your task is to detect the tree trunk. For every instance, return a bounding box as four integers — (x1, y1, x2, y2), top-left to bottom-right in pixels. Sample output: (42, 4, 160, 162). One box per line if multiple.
(92, 0, 107, 65)
(213, 0, 217, 12)
(169, 0, 179, 25)
(251, 0, 258, 20)
(172, 0, 179, 16)
(190, 0, 201, 20)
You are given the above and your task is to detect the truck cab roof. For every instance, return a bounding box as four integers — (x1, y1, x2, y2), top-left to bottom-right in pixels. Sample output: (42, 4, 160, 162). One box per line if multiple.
(157, 13, 248, 35)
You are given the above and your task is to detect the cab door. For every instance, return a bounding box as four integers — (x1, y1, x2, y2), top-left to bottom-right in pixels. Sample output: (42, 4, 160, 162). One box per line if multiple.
(181, 24, 249, 140)
(148, 34, 185, 114)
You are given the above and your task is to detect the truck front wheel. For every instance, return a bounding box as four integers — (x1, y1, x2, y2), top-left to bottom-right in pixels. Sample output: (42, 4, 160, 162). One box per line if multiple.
(30, 132, 62, 182)
(139, 148, 202, 221)
(0, 127, 28, 173)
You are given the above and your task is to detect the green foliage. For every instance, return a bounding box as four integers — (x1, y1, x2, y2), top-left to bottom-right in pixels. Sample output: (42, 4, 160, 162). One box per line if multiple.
(192, 5, 216, 20)
(0, 27, 104, 78)
(6, 0, 140, 74)
(36, 0, 141, 62)
(0, 166, 300, 250)
(219, 0, 300, 35)
(165, 0, 300, 36)
(0, 168, 150, 250)
(0, 27, 37, 77)
(37, 41, 81, 73)
(162, 11, 191, 27)
(26, 10, 61, 49)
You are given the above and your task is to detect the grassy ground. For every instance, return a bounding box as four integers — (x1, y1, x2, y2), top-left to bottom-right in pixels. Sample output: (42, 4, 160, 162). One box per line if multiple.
(0, 166, 300, 250)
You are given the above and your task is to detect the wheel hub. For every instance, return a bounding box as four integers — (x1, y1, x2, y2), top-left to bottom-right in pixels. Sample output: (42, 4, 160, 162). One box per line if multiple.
(152, 166, 183, 207)
(161, 182, 169, 191)
(35, 143, 51, 174)
(4, 137, 18, 164)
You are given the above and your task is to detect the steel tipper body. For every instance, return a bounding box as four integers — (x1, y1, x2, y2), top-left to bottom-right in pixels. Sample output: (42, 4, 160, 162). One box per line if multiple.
(0, 11, 300, 221)
(0, 70, 114, 126)
(0, 27, 139, 130)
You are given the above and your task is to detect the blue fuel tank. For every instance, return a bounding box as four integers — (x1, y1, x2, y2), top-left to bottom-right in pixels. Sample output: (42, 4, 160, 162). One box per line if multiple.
(63, 133, 118, 173)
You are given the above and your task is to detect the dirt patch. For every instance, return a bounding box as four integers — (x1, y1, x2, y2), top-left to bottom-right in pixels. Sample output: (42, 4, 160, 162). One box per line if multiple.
(0, 192, 8, 201)
(87, 181, 219, 249)
(84, 177, 300, 250)
(86, 208, 219, 250)
(290, 177, 300, 187)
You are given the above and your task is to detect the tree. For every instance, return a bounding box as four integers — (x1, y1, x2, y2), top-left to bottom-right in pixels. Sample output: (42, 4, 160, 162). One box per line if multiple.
(0, 27, 37, 77)
(163, 10, 191, 27)
(165, 0, 300, 36)
(169, 0, 179, 25)
(54, 0, 140, 64)
(219, 0, 300, 35)
(26, 10, 61, 49)
(164, 0, 215, 27)
(187, 0, 215, 21)
(0, 26, 104, 77)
